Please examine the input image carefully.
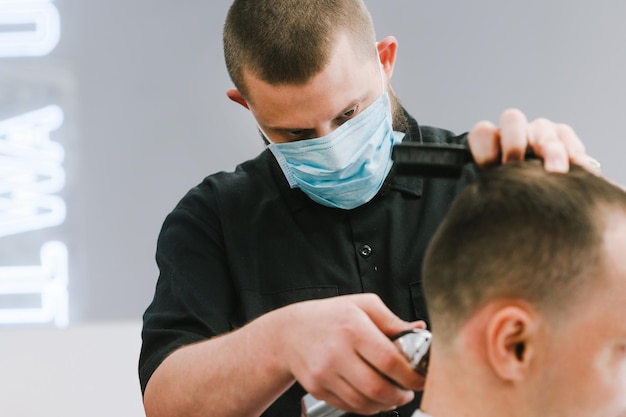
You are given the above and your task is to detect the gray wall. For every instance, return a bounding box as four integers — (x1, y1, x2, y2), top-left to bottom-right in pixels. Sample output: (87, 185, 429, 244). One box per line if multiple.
(2, 0, 626, 331)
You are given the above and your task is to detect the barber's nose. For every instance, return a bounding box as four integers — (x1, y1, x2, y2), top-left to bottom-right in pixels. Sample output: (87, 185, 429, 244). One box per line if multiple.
(314, 123, 338, 138)
(314, 128, 333, 138)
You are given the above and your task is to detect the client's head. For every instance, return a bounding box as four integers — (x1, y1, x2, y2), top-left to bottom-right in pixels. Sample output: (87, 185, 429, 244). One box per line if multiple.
(422, 161, 626, 417)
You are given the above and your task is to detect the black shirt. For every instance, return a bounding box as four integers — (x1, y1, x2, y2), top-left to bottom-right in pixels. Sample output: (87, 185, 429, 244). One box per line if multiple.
(140, 112, 474, 417)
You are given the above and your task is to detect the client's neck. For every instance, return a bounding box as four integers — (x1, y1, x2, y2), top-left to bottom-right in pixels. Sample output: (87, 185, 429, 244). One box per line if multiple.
(419, 348, 524, 417)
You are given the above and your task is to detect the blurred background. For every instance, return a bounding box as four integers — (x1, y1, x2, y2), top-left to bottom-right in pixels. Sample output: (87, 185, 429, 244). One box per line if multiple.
(1, 1, 625, 415)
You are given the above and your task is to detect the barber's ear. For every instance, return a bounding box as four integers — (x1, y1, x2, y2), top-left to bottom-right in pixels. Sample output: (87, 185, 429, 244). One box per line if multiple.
(485, 305, 537, 382)
(227, 88, 250, 109)
(376, 36, 398, 79)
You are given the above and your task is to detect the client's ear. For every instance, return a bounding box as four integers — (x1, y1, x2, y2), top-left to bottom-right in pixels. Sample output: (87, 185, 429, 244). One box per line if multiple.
(485, 304, 537, 382)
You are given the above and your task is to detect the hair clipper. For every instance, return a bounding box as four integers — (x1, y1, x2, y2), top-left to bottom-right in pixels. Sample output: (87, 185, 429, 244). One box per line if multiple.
(302, 328, 432, 417)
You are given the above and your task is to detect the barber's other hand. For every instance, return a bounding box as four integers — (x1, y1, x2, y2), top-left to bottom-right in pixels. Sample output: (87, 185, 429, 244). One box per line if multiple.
(277, 293, 425, 415)
(467, 108, 599, 174)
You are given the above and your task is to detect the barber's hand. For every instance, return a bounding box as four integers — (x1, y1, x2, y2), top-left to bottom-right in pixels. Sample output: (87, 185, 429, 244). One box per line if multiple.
(279, 293, 425, 415)
(467, 108, 600, 174)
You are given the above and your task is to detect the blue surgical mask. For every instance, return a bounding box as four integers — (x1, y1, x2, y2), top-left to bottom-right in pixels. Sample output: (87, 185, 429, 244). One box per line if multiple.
(265, 85, 405, 210)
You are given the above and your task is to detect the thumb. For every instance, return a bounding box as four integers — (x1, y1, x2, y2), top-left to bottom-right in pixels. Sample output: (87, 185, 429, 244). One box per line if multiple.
(352, 293, 417, 338)
(409, 320, 428, 330)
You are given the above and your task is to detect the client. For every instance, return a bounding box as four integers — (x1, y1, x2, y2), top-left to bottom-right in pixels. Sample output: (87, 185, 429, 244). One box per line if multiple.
(417, 161, 626, 417)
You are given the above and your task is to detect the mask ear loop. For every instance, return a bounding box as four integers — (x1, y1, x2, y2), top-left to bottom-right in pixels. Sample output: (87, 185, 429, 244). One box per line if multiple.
(257, 124, 274, 146)
(376, 48, 387, 96)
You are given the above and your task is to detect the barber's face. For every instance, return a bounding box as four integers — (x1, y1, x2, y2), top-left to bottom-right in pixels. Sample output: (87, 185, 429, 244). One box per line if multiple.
(236, 33, 397, 144)
(534, 212, 626, 417)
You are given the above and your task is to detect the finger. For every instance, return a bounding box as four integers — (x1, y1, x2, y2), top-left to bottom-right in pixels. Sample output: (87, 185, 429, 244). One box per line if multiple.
(408, 320, 428, 330)
(467, 120, 500, 167)
(553, 123, 602, 175)
(308, 375, 391, 415)
(351, 293, 418, 338)
(356, 335, 425, 392)
(343, 295, 425, 390)
(348, 317, 425, 392)
(309, 361, 407, 415)
(555, 123, 586, 156)
(527, 118, 569, 172)
(336, 352, 415, 412)
(499, 108, 529, 163)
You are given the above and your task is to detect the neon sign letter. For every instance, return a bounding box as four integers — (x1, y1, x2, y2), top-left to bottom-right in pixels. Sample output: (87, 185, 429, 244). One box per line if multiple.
(0, 105, 66, 238)
(0, 0, 61, 58)
(0, 241, 68, 327)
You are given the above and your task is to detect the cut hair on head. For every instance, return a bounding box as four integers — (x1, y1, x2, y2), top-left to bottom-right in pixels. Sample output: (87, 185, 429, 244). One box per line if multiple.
(223, 0, 377, 99)
(422, 161, 626, 342)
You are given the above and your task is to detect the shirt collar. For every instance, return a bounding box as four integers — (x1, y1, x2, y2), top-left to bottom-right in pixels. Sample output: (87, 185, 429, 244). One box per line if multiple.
(387, 109, 423, 198)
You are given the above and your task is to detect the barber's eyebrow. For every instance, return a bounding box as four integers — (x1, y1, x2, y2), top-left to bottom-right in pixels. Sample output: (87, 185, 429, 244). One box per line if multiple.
(267, 95, 367, 132)
(268, 125, 310, 133)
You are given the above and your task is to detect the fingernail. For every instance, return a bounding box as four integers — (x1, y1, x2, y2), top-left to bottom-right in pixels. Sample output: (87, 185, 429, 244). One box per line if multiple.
(587, 156, 602, 174)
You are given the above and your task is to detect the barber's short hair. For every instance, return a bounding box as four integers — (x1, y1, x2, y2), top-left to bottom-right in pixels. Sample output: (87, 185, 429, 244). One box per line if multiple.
(423, 161, 626, 341)
(223, 0, 377, 99)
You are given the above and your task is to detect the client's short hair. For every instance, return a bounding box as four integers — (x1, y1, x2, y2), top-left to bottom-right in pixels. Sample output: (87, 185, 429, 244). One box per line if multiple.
(423, 161, 626, 341)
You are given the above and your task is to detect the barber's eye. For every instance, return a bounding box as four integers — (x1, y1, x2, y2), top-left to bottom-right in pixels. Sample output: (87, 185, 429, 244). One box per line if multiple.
(286, 129, 315, 141)
(343, 108, 356, 118)
(335, 106, 358, 126)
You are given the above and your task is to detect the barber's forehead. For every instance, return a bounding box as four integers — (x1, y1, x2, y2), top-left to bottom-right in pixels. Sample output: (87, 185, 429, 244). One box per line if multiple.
(247, 36, 377, 96)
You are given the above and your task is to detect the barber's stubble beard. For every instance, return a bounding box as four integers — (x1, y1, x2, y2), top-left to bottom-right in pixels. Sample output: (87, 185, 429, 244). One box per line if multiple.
(388, 87, 409, 133)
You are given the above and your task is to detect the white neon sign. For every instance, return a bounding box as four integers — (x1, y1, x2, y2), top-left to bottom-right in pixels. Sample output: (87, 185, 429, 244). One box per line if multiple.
(0, 0, 61, 58)
(0, 0, 68, 328)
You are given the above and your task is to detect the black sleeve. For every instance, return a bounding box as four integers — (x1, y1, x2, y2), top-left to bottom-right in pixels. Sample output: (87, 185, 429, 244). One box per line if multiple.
(138, 182, 236, 394)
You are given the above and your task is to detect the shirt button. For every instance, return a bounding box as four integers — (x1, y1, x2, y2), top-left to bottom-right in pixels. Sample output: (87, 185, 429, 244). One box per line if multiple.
(381, 411, 399, 417)
(359, 244, 372, 258)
